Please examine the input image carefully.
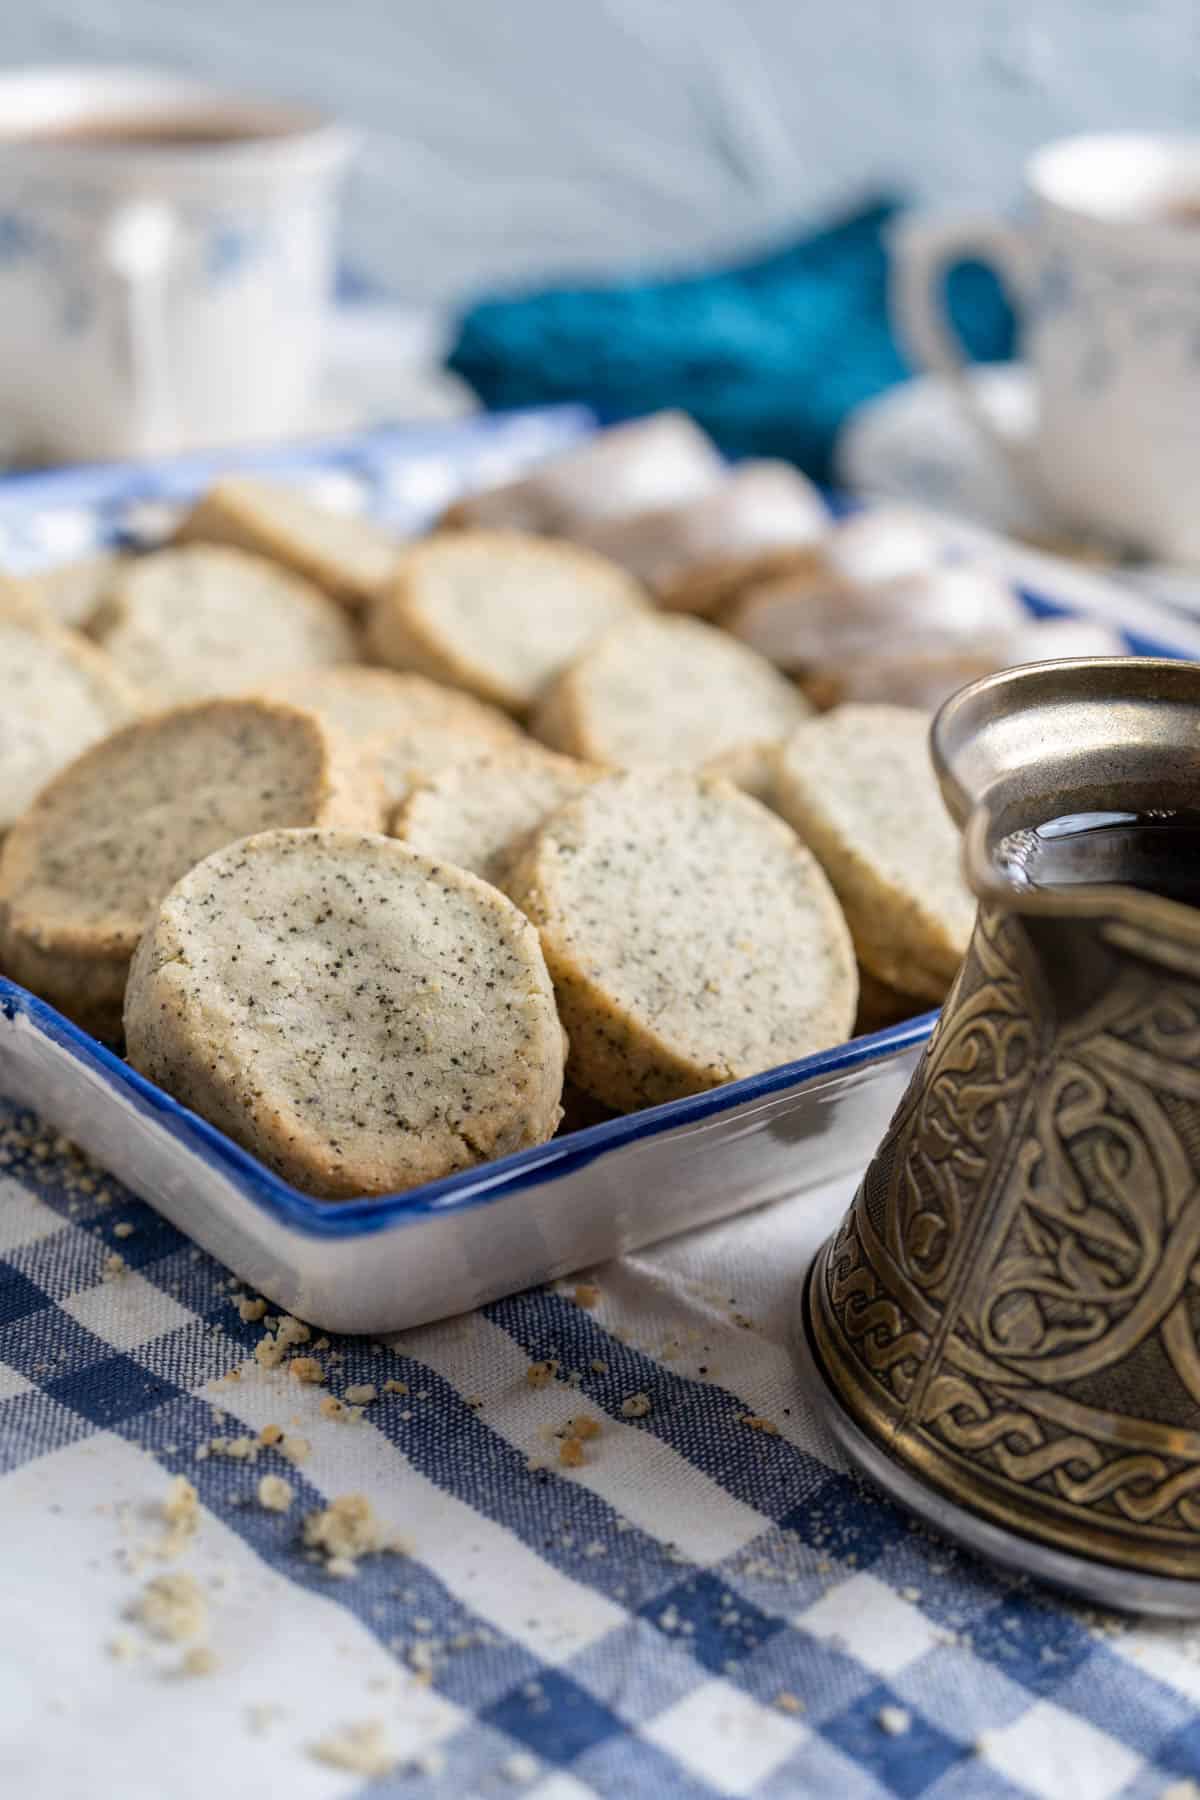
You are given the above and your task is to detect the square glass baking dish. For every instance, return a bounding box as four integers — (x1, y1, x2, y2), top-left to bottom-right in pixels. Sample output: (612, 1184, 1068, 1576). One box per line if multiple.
(3, 406, 1198, 1331)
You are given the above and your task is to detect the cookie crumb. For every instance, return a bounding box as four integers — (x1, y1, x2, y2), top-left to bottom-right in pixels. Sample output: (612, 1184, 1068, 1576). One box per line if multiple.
(159, 1475, 199, 1556)
(384, 1378, 408, 1394)
(107, 1631, 139, 1661)
(589, 1359, 608, 1375)
(309, 1719, 397, 1778)
(573, 1283, 600, 1309)
(236, 1296, 267, 1323)
(878, 1705, 911, 1736)
(344, 1383, 377, 1406)
(281, 1434, 311, 1465)
(319, 1396, 346, 1419)
(526, 1360, 558, 1390)
(303, 1494, 400, 1570)
(178, 1645, 218, 1678)
(210, 1434, 258, 1461)
(741, 1414, 780, 1435)
(775, 1691, 804, 1714)
(257, 1475, 294, 1513)
(257, 1423, 283, 1447)
(102, 1252, 127, 1281)
(288, 1357, 325, 1385)
(558, 1437, 585, 1468)
(620, 1392, 652, 1419)
(113, 1222, 135, 1239)
(132, 1572, 207, 1643)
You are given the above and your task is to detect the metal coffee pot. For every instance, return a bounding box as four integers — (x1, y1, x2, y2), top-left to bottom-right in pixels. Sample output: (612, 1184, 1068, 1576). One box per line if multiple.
(804, 657, 1200, 1614)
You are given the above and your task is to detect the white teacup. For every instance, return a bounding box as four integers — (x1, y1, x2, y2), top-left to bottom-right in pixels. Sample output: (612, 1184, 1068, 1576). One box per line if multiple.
(0, 67, 356, 463)
(892, 133, 1200, 559)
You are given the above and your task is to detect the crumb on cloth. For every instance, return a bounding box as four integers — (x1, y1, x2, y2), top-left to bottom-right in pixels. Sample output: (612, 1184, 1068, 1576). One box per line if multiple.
(308, 1719, 398, 1778)
(131, 1571, 208, 1643)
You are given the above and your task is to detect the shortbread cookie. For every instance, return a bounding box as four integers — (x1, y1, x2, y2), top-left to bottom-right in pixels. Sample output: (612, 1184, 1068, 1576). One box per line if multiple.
(125, 829, 566, 1197)
(439, 412, 725, 534)
(0, 699, 378, 1039)
(391, 746, 601, 885)
(823, 507, 943, 588)
(700, 741, 781, 807)
(176, 476, 401, 610)
(801, 616, 1129, 713)
(725, 563, 1027, 674)
(255, 666, 525, 809)
(578, 461, 830, 616)
(91, 545, 359, 705)
(18, 549, 128, 630)
(367, 531, 646, 714)
(774, 705, 974, 1002)
(531, 613, 808, 766)
(0, 614, 143, 834)
(855, 968, 927, 1037)
(504, 770, 856, 1110)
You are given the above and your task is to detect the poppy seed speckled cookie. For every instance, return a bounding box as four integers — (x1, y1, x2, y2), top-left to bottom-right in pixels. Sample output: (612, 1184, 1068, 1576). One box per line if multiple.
(503, 770, 856, 1112)
(438, 412, 725, 535)
(176, 475, 402, 611)
(531, 613, 810, 767)
(90, 544, 360, 706)
(773, 704, 975, 1002)
(391, 745, 602, 886)
(367, 531, 646, 715)
(17, 549, 130, 631)
(253, 665, 525, 810)
(0, 612, 144, 835)
(0, 699, 380, 1040)
(575, 460, 830, 617)
(124, 829, 566, 1198)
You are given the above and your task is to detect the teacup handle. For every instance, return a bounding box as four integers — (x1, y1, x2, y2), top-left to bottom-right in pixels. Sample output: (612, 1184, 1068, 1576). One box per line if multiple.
(99, 200, 179, 459)
(890, 212, 1037, 486)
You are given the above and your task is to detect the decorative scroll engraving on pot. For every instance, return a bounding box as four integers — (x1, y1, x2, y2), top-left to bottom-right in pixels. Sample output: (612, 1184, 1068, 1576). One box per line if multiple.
(810, 903, 1200, 1578)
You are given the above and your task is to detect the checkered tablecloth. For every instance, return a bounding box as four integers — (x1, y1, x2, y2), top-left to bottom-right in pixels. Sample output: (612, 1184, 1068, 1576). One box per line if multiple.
(3, 1101, 1200, 1800)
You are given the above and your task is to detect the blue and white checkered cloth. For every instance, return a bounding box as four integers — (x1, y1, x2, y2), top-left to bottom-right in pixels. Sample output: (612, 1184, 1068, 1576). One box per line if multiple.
(2, 1095, 1199, 1800)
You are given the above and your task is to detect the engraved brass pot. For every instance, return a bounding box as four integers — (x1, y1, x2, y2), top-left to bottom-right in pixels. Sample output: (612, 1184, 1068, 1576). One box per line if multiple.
(805, 656, 1200, 1605)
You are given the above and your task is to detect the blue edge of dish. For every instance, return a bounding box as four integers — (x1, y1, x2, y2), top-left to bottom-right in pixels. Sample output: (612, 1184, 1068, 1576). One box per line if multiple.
(0, 408, 1187, 1243)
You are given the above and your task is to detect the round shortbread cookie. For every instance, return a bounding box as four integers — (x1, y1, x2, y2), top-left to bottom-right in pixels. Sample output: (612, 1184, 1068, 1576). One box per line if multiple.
(855, 967, 927, 1038)
(0, 613, 143, 834)
(176, 475, 401, 610)
(504, 770, 857, 1111)
(438, 412, 725, 535)
(531, 613, 809, 766)
(125, 829, 566, 1198)
(700, 741, 782, 807)
(576, 461, 830, 617)
(0, 699, 380, 1039)
(18, 550, 129, 631)
(773, 705, 975, 1002)
(391, 746, 601, 886)
(254, 665, 525, 809)
(724, 563, 1026, 674)
(90, 544, 359, 704)
(367, 530, 646, 714)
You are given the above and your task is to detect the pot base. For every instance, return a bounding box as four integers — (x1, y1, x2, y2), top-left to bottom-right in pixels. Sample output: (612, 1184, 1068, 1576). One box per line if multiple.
(800, 1260, 1200, 1620)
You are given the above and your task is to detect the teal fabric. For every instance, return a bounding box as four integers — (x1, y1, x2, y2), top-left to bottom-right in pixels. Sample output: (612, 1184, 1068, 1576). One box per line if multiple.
(445, 199, 1015, 483)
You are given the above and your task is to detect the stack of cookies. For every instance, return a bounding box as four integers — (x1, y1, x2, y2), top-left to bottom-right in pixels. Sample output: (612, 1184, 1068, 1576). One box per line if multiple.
(0, 414, 1117, 1197)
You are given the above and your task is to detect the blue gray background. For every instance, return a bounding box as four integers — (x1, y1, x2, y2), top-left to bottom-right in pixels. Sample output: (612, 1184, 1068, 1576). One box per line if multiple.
(6, 1, 1198, 304)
